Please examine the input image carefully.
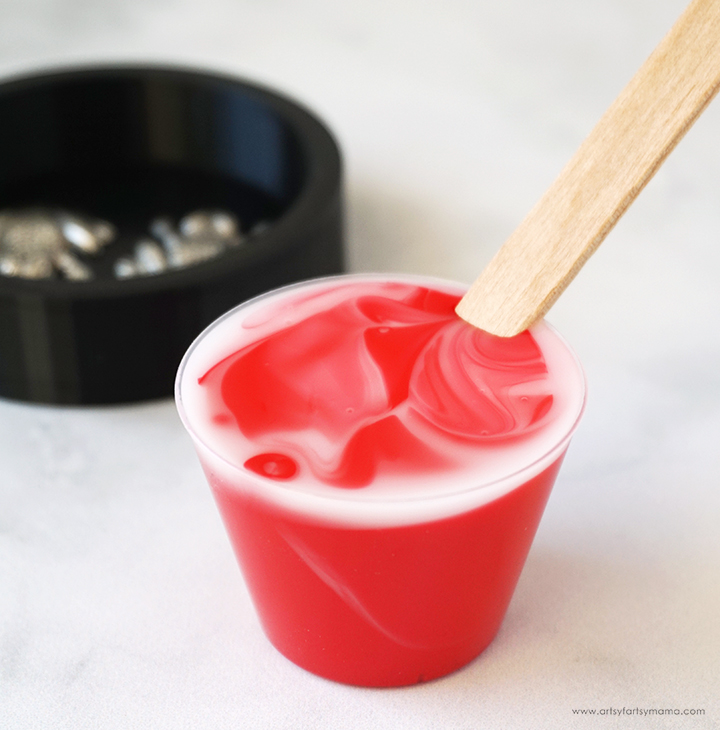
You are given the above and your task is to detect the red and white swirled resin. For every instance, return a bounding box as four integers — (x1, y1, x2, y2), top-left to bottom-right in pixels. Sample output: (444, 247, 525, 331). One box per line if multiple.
(177, 275, 585, 523)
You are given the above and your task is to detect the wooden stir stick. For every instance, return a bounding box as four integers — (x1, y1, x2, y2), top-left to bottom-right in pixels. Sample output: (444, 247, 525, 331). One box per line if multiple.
(456, 0, 720, 337)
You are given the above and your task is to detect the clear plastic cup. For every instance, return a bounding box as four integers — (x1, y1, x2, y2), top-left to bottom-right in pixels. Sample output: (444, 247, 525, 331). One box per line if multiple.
(175, 274, 586, 687)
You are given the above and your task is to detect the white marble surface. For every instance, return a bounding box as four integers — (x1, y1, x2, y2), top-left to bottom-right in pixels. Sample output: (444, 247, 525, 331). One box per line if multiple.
(2, 0, 720, 727)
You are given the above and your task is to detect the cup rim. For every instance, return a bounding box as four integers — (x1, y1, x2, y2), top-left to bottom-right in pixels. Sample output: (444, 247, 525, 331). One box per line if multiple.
(175, 273, 587, 525)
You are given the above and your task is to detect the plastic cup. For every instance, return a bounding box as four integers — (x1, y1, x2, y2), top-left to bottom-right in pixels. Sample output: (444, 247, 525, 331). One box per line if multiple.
(175, 274, 586, 687)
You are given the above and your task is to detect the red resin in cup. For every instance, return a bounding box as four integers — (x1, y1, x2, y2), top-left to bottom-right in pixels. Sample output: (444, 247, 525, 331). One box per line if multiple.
(175, 274, 586, 687)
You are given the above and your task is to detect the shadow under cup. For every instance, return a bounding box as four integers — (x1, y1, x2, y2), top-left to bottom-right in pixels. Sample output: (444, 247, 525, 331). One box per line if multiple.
(175, 275, 586, 687)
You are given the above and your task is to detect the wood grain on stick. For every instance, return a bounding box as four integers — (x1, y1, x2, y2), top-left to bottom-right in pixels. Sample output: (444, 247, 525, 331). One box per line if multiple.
(456, 0, 720, 337)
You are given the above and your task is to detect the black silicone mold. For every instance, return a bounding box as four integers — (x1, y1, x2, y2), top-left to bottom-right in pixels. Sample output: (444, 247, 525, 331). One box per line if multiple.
(0, 66, 344, 404)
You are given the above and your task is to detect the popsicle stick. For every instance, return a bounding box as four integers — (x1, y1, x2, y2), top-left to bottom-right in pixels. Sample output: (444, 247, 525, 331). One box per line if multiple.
(456, 0, 720, 337)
